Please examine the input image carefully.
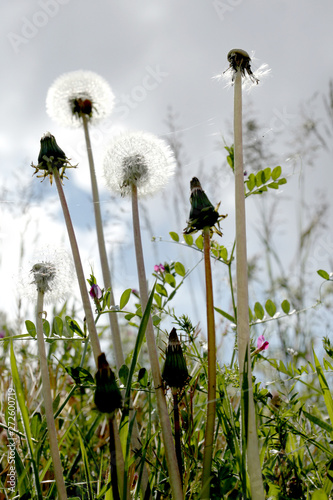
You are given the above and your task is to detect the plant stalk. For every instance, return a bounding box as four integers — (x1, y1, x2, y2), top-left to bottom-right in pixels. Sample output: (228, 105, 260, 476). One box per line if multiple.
(36, 291, 67, 500)
(81, 115, 124, 369)
(233, 69, 265, 499)
(109, 416, 121, 500)
(131, 184, 183, 500)
(81, 117, 151, 499)
(173, 391, 183, 484)
(201, 226, 216, 499)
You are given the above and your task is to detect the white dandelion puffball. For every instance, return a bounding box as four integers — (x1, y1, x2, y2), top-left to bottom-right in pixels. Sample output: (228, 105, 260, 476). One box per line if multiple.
(103, 131, 176, 197)
(19, 247, 74, 304)
(46, 70, 114, 128)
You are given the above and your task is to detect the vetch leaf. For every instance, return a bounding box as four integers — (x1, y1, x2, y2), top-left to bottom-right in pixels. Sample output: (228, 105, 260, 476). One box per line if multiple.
(318, 269, 330, 280)
(281, 299, 290, 314)
(53, 317, 63, 336)
(195, 235, 204, 250)
(156, 284, 168, 297)
(120, 288, 132, 309)
(43, 319, 50, 337)
(271, 166, 282, 180)
(164, 273, 176, 288)
(119, 364, 129, 386)
(183, 234, 193, 246)
(65, 316, 85, 338)
(246, 173, 256, 191)
(169, 231, 179, 242)
(214, 307, 236, 324)
(254, 302, 265, 320)
(25, 320, 36, 338)
(263, 167, 271, 182)
(265, 299, 276, 317)
(174, 262, 186, 277)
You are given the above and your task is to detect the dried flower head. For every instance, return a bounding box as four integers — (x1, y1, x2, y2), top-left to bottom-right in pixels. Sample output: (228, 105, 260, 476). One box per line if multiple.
(162, 328, 190, 392)
(46, 70, 114, 128)
(183, 177, 227, 236)
(214, 49, 270, 90)
(19, 247, 74, 304)
(94, 353, 122, 414)
(31, 132, 76, 184)
(103, 131, 176, 197)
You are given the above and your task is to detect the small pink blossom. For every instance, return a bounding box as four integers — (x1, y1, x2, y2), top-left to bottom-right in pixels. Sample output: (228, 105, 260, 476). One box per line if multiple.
(257, 335, 269, 352)
(154, 264, 165, 273)
(89, 284, 102, 300)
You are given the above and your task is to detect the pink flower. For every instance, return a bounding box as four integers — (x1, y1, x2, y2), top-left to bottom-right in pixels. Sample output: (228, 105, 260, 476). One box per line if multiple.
(257, 335, 269, 352)
(89, 284, 102, 300)
(154, 264, 165, 273)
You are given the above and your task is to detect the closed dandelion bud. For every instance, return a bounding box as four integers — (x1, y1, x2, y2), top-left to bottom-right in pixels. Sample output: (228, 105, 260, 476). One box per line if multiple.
(162, 328, 189, 391)
(94, 353, 122, 414)
(184, 177, 226, 235)
(38, 132, 67, 170)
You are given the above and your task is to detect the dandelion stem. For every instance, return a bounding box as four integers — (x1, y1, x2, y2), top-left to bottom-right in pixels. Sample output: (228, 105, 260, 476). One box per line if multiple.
(52, 167, 102, 365)
(81, 115, 124, 370)
(233, 69, 265, 500)
(109, 417, 121, 500)
(173, 391, 183, 484)
(201, 226, 216, 500)
(131, 184, 183, 500)
(36, 291, 67, 500)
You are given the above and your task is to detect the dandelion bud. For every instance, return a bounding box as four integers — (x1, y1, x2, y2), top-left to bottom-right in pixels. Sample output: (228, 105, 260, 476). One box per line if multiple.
(38, 132, 67, 170)
(184, 177, 226, 235)
(94, 353, 122, 414)
(162, 328, 189, 392)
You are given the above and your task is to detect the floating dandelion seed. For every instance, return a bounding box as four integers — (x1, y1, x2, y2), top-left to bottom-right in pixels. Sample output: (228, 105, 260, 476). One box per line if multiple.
(46, 70, 115, 128)
(103, 131, 176, 196)
(20, 247, 74, 304)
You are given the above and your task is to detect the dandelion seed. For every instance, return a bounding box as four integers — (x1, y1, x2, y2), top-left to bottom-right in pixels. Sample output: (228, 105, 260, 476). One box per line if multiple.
(103, 131, 176, 197)
(20, 247, 74, 304)
(46, 70, 115, 128)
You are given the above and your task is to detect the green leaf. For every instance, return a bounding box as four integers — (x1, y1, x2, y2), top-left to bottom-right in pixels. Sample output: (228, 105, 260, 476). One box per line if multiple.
(120, 288, 132, 309)
(174, 262, 186, 277)
(53, 317, 63, 336)
(25, 320, 36, 338)
(65, 316, 85, 338)
(265, 299, 276, 317)
(263, 167, 271, 182)
(281, 299, 290, 314)
(271, 165, 282, 180)
(169, 231, 179, 242)
(267, 182, 279, 189)
(156, 284, 168, 297)
(255, 170, 264, 187)
(311, 490, 328, 500)
(119, 364, 129, 386)
(183, 234, 193, 246)
(214, 307, 236, 323)
(314, 351, 333, 438)
(195, 235, 204, 250)
(278, 177, 287, 185)
(302, 409, 333, 433)
(154, 293, 162, 308)
(164, 273, 176, 288)
(246, 173, 256, 191)
(42, 319, 50, 337)
(254, 302, 265, 320)
(219, 246, 228, 261)
(65, 366, 94, 385)
(318, 269, 330, 280)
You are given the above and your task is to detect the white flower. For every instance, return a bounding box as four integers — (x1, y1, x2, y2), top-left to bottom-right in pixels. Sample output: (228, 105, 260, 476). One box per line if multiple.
(103, 131, 176, 197)
(46, 70, 114, 128)
(19, 247, 74, 304)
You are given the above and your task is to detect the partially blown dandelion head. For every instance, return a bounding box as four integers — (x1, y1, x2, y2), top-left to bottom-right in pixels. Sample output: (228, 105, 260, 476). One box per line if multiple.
(103, 131, 176, 197)
(20, 248, 74, 304)
(214, 49, 270, 90)
(46, 70, 114, 128)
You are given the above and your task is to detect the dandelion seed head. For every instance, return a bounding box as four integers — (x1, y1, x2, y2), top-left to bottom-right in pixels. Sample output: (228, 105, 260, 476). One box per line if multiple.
(46, 70, 114, 128)
(103, 131, 176, 197)
(19, 247, 74, 304)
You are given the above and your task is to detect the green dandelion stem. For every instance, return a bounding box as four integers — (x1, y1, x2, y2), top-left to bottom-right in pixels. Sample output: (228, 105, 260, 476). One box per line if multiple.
(81, 114, 124, 370)
(201, 226, 217, 500)
(233, 68, 265, 500)
(131, 184, 183, 500)
(36, 291, 67, 500)
(53, 167, 102, 365)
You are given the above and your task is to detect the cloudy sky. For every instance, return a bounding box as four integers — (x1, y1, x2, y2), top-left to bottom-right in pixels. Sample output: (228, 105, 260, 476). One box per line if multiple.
(2, 1, 333, 358)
